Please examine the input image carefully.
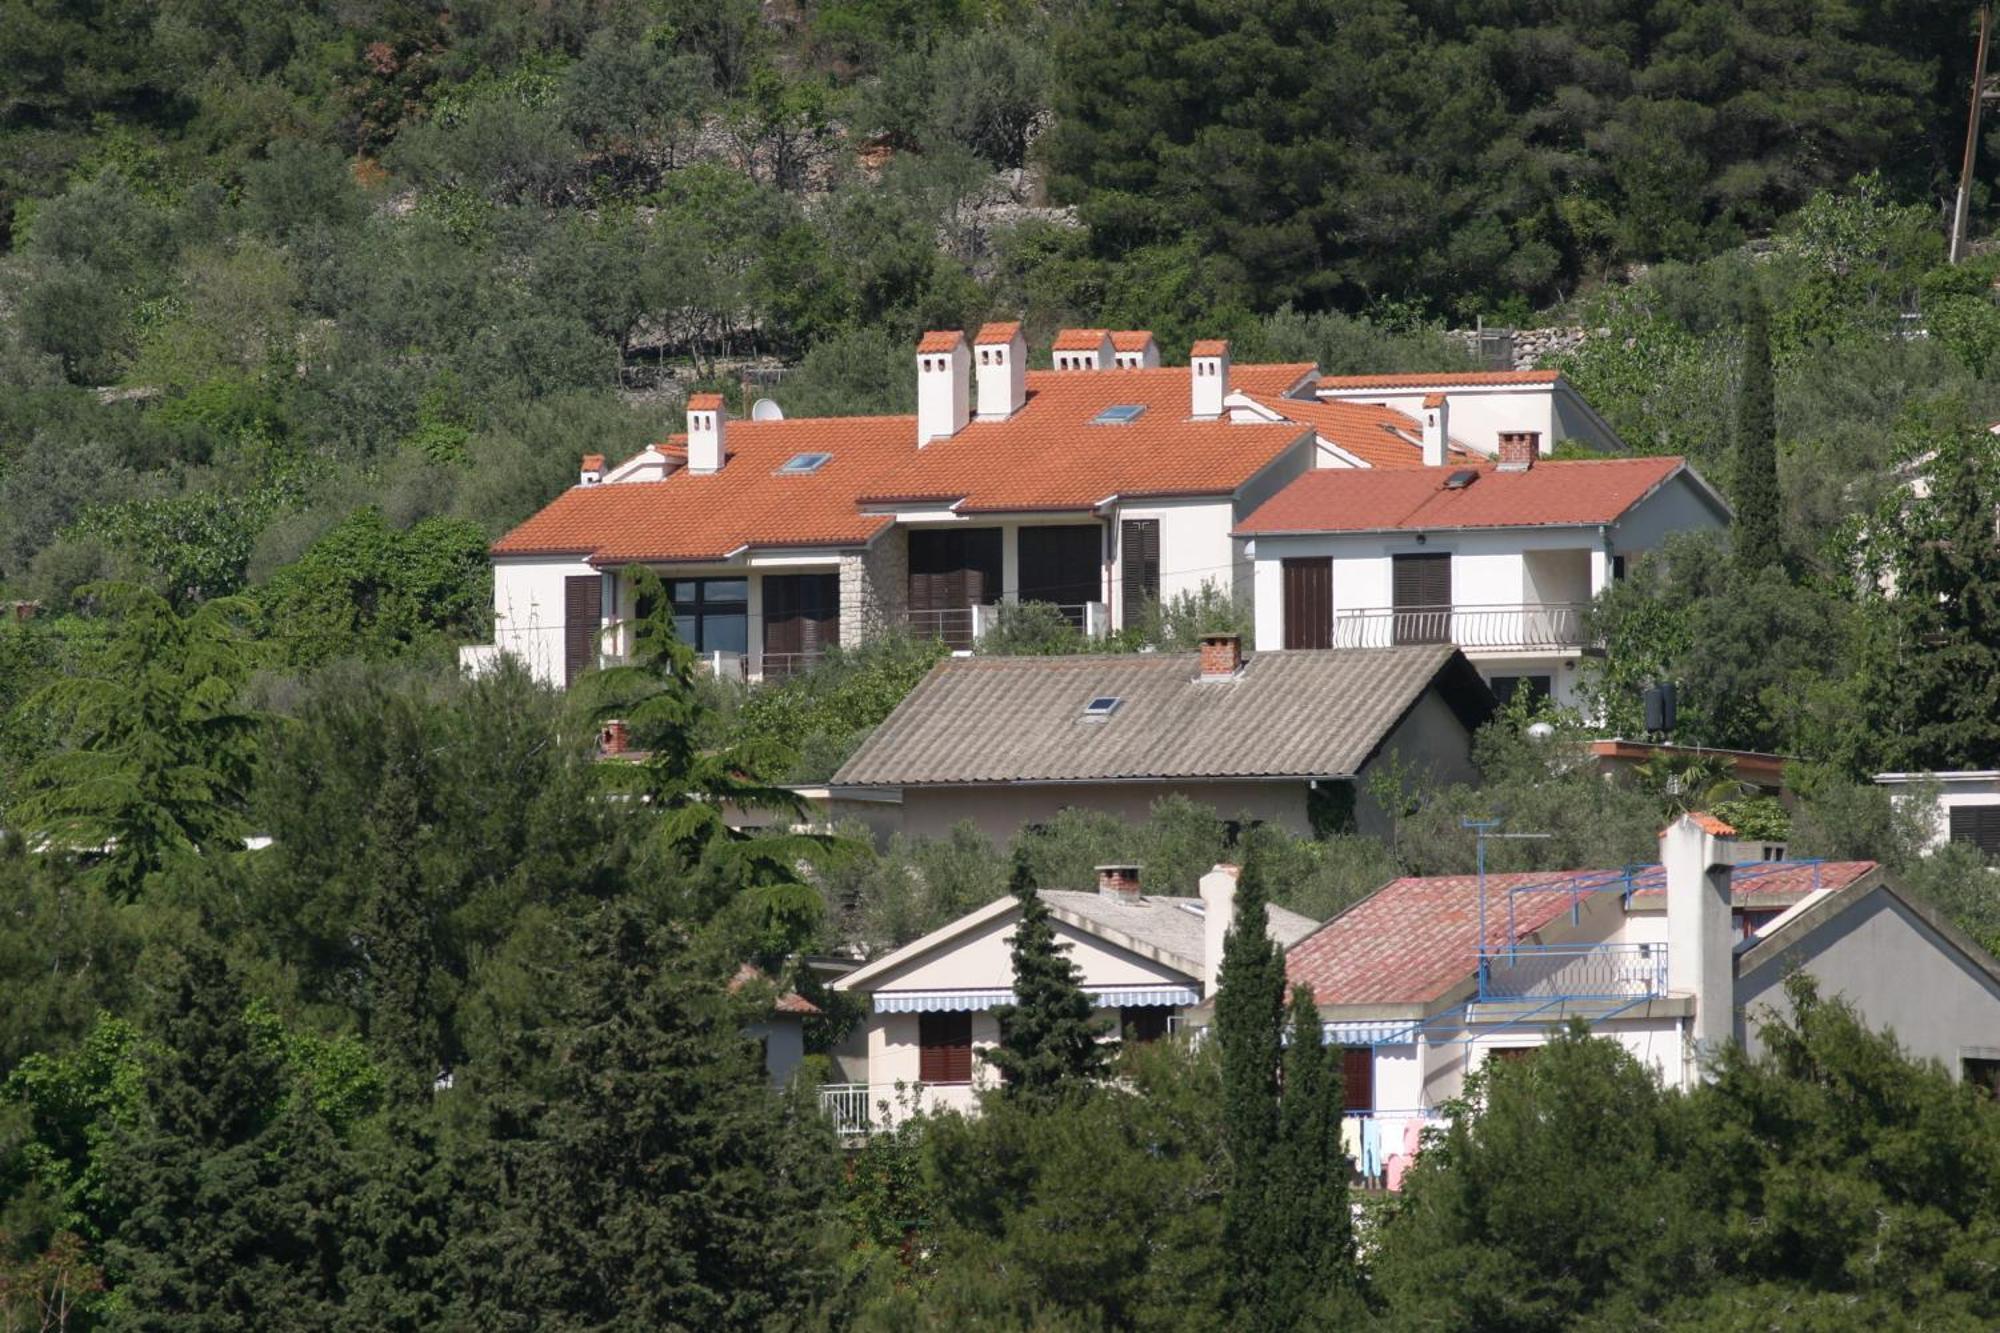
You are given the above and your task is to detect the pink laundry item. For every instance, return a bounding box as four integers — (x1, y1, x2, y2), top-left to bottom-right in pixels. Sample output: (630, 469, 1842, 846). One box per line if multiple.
(1384, 1154, 1408, 1192)
(1403, 1118, 1426, 1155)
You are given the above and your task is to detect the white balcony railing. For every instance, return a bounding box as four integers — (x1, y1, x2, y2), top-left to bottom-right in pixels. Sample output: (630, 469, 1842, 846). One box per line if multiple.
(818, 1081, 980, 1134)
(906, 601, 1111, 649)
(1330, 603, 1595, 652)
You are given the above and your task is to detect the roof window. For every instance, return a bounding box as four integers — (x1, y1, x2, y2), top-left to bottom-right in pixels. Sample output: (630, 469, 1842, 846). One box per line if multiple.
(1082, 695, 1123, 718)
(1443, 469, 1479, 489)
(777, 452, 832, 475)
(1092, 404, 1147, 425)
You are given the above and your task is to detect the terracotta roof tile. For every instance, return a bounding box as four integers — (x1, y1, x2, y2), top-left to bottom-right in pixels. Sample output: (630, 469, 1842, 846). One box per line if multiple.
(1245, 395, 1478, 469)
(1191, 339, 1229, 357)
(916, 330, 964, 353)
(581, 453, 605, 470)
(1052, 328, 1109, 351)
(687, 392, 724, 410)
(730, 963, 822, 1016)
(493, 363, 1317, 560)
(1287, 861, 1877, 1007)
(1237, 456, 1688, 535)
(1111, 331, 1156, 351)
(1319, 370, 1560, 390)
(1422, 393, 1446, 409)
(975, 321, 1021, 344)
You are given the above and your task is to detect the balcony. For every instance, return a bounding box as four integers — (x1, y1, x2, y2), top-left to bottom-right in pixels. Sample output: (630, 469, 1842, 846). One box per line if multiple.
(1331, 603, 1595, 653)
(905, 601, 1111, 649)
(1475, 943, 1668, 1002)
(817, 1081, 979, 1134)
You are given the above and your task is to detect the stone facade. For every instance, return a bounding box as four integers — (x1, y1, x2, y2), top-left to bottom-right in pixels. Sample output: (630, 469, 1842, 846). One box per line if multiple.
(840, 529, 908, 645)
(1445, 325, 1596, 371)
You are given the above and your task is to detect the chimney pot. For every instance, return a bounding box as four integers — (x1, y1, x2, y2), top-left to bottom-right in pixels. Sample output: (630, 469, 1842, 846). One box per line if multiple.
(1190, 340, 1230, 418)
(687, 394, 726, 474)
(599, 719, 630, 756)
(917, 331, 971, 444)
(1497, 430, 1539, 471)
(1199, 632, 1243, 679)
(579, 453, 605, 486)
(1095, 863, 1142, 901)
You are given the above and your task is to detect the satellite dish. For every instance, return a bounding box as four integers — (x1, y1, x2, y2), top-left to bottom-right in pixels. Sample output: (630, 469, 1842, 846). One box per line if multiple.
(1525, 721, 1556, 742)
(750, 398, 784, 422)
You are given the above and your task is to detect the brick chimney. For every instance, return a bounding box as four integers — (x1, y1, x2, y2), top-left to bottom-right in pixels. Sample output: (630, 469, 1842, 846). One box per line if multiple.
(687, 395, 726, 474)
(1198, 864, 1238, 998)
(974, 321, 1027, 419)
(599, 719, 630, 756)
(1199, 632, 1242, 679)
(1096, 863, 1142, 902)
(1421, 394, 1449, 467)
(1191, 340, 1230, 418)
(1497, 430, 1539, 471)
(917, 330, 971, 444)
(579, 453, 605, 486)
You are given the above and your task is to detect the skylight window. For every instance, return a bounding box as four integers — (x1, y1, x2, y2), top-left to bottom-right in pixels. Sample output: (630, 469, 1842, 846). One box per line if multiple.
(1092, 404, 1147, 425)
(776, 452, 832, 475)
(1443, 469, 1479, 489)
(1083, 695, 1123, 718)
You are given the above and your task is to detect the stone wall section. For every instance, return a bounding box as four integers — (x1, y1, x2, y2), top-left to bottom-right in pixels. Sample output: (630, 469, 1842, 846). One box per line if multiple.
(839, 529, 908, 646)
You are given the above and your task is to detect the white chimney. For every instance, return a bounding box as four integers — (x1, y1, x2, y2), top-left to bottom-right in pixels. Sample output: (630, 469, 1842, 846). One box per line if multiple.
(1052, 329, 1114, 371)
(974, 321, 1027, 419)
(1663, 811, 1738, 1072)
(1421, 394, 1448, 467)
(1199, 864, 1239, 998)
(1191, 340, 1230, 418)
(579, 453, 605, 486)
(1111, 331, 1160, 369)
(687, 394, 725, 474)
(917, 330, 970, 445)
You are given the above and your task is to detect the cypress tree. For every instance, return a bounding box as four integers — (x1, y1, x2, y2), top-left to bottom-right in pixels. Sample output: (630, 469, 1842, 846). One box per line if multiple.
(1214, 845, 1287, 1319)
(1264, 984, 1359, 1328)
(985, 849, 1114, 1099)
(1733, 295, 1782, 572)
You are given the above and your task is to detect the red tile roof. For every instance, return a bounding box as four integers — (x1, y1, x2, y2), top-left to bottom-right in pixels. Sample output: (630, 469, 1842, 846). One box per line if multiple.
(687, 392, 724, 410)
(1111, 331, 1155, 351)
(1319, 370, 1561, 390)
(1287, 861, 1877, 1007)
(1191, 339, 1229, 357)
(492, 363, 1316, 560)
(975, 321, 1021, 344)
(1053, 328, 1110, 351)
(1236, 456, 1689, 535)
(916, 330, 964, 353)
(730, 964, 822, 1016)
(581, 453, 604, 470)
(1246, 395, 1478, 469)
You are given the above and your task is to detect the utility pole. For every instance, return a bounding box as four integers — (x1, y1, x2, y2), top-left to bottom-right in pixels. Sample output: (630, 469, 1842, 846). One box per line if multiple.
(1951, 3, 1993, 264)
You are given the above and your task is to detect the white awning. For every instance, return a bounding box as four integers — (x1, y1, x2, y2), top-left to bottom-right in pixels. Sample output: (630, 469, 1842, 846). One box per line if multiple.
(874, 984, 1199, 1014)
(1322, 1020, 1421, 1046)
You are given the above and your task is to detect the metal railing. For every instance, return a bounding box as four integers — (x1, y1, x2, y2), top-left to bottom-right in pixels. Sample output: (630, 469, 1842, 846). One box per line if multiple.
(1331, 603, 1595, 651)
(820, 1083, 875, 1136)
(758, 649, 828, 681)
(1476, 943, 1668, 1002)
(905, 601, 1111, 648)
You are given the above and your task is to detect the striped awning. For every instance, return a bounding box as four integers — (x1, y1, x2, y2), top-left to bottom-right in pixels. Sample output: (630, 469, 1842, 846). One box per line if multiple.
(874, 984, 1199, 1014)
(1322, 1020, 1421, 1046)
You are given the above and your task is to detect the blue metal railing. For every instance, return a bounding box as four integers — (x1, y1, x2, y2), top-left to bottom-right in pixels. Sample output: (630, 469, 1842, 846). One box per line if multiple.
(1476, 943, 1668, 1002)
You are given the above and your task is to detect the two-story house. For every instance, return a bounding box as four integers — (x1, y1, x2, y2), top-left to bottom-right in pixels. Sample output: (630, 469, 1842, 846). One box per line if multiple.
(1236, 445, 1731, 710)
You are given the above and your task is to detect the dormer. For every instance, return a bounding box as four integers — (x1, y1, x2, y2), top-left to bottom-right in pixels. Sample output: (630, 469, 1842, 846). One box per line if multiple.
(917, 330, 971, 444)
(1110, 331, 1160, 369)
(602, 441, 678, 484)
(1052, 328, 1114, 371)
(974, 321, 1027, 419)
(687, 393, 725, 474)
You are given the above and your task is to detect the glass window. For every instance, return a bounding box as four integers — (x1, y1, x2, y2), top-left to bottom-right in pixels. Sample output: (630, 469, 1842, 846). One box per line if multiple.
(668, 578, 749, 654)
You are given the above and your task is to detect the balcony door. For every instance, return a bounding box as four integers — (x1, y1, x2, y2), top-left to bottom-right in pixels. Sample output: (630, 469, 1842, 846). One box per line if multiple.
(908, 527, 1001, 648)
(763, 573, 839, 678)
(1018, 524, 1103, 628)
(563, 574, 601, 686)
(1392, 553, 1452, 645)
(1120, 518, 1160, 628)
(1282, 557, 1332, 650)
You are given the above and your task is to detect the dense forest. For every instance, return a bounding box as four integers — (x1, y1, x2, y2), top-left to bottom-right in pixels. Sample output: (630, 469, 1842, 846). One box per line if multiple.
(10, 0, 2000, 1326)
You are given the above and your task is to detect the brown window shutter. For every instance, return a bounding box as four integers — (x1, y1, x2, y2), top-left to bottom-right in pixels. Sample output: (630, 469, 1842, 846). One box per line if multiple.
(1282, 557, 1332, 650)
(919, 1011, 974, 1083)
(1391, 554, 1451, 644)
(1120, 519, 1160, 626)
(563, 575, 602, 686)
(1341, 1046, 1373, 1113)
(1951, 805, 2000, 858)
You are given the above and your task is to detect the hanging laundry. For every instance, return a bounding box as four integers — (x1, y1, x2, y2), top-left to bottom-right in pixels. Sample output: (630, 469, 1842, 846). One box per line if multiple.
(1360, 1116, 1383, 1180)
(1340, 1115, 1362, 1168)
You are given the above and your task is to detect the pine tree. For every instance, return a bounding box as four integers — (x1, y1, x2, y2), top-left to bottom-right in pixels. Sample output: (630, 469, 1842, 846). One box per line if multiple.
(1214, 845, 1286, 1319)
(1733, 295, 1782, 572)
(985, 849, 1114, 1099)
(1264, 985, 1359, 1328)
(358, 736, 441, 1096)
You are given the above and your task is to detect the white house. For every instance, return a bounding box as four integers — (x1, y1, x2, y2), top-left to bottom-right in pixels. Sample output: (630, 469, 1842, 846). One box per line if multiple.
(823, 862, 1319, 1131)
(1266, 812, 2000, 1187)
(1313, 369, 1625, 459)
(1875, 770, 2000, 857)
(1236, 450, 1732, 710)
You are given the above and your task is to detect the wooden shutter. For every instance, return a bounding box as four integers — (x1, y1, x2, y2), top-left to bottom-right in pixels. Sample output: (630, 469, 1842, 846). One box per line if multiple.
(1392, 554, 1451, 645)
(907, 530, 1000, 647)
(563, 575, 601, 686)
(918, 1011, 974, 1084)
(1341, 1046, 1374, 1113)
(1018, 525, 1102, 621)
(1950, 805, 2000, 858)
(764, 573, 839, 675)
(1120, 519, 1160, 627)
(1282, 557, 1332, 650)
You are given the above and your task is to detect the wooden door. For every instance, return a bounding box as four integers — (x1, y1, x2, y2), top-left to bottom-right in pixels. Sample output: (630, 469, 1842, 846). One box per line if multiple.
(907, 528, 1001, 647)
(1391, 553, 1451, 645)
(762, 573, 839, 677)
(1282, 557, 1332, 650)
(1341, 1046, 1374, 1112)
(563, 574, 601, 686)
(1120, 519, 1160, 628)
(1018, 524, 1102, 626)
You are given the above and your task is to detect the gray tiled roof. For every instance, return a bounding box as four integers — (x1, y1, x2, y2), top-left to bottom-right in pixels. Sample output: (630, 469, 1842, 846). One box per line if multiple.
(831, 646, 1490, 787)
(1041, 889, 1320, 973)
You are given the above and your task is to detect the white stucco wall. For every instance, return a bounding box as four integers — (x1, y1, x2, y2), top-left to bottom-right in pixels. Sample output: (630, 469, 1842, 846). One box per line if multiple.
(1110, 497, 1241, 624)
(1736, 888, 2000, 1076)
(891, 779, 1316, 844)
(490, 556, 604, 687)
(1876, 773, 1992, 853)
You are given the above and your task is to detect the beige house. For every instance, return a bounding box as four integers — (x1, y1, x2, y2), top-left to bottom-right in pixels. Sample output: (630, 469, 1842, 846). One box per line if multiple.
(827, 635, 1495, 843)
(823, 863, 1317, 1132)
